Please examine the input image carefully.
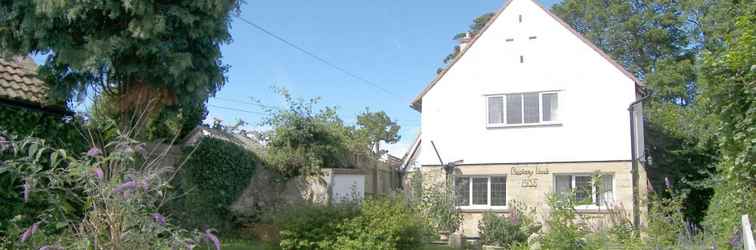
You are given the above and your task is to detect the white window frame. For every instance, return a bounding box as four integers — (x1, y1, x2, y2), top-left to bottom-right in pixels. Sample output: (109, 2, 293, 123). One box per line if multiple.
(455, 175, 508, 210)
(484, 90, 562, 128)
(553, 173, 615, 209)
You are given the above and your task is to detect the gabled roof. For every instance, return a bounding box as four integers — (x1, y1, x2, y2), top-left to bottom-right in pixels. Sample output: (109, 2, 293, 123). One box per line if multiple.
(399, 133, 422, 172)
(0, 56, 65, 113)
(410, 0, 643, 111)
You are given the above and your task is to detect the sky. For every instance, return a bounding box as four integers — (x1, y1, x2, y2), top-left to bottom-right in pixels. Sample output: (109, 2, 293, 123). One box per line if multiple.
(208, 0, 562, 156)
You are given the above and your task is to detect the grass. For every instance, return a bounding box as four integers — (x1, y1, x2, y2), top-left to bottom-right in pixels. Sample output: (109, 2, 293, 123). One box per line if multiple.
(420, 245, 457, 250)
(221, 238, 456, 250)
(222, 238, 279, 250)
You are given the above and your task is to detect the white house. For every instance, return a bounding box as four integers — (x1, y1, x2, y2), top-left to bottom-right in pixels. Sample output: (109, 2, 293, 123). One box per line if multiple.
(401, 0, 648, 237)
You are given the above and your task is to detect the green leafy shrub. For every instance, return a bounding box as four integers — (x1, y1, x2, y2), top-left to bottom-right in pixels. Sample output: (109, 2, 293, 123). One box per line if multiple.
(270, 196, 428, 250)
(170, 137, 260, 232)
(271, 202, 359, 250)
(333, 196, 428, 250)
(262, 89, 354, 177)
(478, 211, 530, 248)
(540, 193, 590, 250)
(420, 178, 463, 234)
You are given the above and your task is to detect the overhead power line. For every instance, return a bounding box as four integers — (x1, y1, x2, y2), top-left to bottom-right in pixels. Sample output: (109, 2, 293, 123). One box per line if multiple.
(234, 15, 403, 99)
(207, 104, 266, 115)
(213, 97, 277, 110)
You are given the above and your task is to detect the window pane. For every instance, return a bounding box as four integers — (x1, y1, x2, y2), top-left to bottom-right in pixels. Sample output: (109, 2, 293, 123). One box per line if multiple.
(574, 176, 592, 204)
(472, 177, 488, 205)
(555, 175, 572, 197)
(491, 177, 507, 206)
(506, 94, 522, 124)
(523, 93, 540, 123)
(487, 96, 504, 124)
(455, 177, 470, 206)
(542, 93, 558, 121)
(596, 175, 613, 206)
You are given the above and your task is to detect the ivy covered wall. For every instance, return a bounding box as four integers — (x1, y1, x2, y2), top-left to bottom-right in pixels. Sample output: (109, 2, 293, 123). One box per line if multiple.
(0, 105, 85, 152)
(169, 137, 261, 232)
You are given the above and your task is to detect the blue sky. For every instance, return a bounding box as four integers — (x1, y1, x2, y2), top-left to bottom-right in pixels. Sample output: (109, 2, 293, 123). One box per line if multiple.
(210, 0, 561, 155)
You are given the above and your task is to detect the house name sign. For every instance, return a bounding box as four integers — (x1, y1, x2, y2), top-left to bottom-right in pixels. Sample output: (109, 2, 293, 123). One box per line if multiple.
(511, 166, 550, 188)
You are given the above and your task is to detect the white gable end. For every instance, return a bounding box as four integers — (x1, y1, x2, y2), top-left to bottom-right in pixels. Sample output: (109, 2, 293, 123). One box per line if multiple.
(417, 0, 639, 165)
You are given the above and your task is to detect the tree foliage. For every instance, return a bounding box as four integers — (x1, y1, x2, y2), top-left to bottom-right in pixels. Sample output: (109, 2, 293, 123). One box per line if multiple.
(0, 0, 239, 135)
(262, 88, 356, 177)
(697, 9, 755, 245)
(552, 0, 754, 229)
(439, 12, 495, 72)
(356, 109, 400, 156)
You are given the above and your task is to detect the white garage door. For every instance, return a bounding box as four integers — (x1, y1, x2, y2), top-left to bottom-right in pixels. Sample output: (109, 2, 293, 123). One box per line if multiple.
(331, 174, 365, 203)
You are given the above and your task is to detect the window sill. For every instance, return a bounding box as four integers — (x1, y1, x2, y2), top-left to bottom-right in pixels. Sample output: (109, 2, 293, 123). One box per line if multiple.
(456, 206, 510, 213)
(486, 122, 562, 129)
(574, 205, 614, 214)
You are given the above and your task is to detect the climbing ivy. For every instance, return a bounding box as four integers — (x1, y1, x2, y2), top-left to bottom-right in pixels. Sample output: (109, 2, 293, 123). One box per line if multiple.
(169, 137, 261, 232)
(0, 105, 85, 152)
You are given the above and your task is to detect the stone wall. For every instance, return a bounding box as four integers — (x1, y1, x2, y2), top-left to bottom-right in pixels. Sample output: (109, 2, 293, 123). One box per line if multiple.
(230, 167, 330, 219)
(409, 161, 649, 237)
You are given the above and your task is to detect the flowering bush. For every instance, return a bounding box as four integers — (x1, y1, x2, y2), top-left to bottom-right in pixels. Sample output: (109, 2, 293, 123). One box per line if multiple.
(0, 131, 220, 249)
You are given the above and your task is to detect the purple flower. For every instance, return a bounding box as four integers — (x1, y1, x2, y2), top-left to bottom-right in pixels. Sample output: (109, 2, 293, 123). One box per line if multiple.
(113, 180, 138, 193)
(664, 177, 672, 189)
(152, 213, 167, 225)
(86, 147, 102, 157)
(19, 222, 40, 242)
(92, 167, 104, 180)
(205, 229, 221, 250)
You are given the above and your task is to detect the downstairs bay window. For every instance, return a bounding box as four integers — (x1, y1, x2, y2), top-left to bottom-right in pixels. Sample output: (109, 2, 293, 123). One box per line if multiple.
(454, 176, 507, 209)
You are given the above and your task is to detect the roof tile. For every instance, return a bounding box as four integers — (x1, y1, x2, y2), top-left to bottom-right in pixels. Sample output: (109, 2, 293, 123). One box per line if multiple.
(0, 57, 52, 107)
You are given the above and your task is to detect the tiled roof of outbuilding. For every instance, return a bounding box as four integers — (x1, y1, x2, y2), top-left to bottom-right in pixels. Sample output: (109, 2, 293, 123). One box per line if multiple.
(0, 57, 51, 106)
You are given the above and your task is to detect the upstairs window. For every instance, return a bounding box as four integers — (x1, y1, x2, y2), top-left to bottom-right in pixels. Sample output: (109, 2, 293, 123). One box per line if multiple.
(487, 91, 559, 126)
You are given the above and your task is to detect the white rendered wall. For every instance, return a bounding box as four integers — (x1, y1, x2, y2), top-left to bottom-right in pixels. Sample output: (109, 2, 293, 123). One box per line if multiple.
(418, 0, 638, 165)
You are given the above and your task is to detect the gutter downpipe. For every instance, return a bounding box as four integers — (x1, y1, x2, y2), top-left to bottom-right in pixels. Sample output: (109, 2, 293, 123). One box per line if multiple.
(628, 90, 651, 232)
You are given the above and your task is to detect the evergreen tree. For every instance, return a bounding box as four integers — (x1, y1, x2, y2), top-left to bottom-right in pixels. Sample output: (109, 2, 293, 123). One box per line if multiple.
(0, 0, 240, 136)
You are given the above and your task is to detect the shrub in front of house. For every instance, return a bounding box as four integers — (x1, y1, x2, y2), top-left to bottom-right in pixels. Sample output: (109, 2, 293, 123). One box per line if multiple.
(540, 193, 591, 250)
(478, 212, 529, 248)
(271, 202, 359, 250)
(333, 196, 429, 250)
(270, 195, 429, 250)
